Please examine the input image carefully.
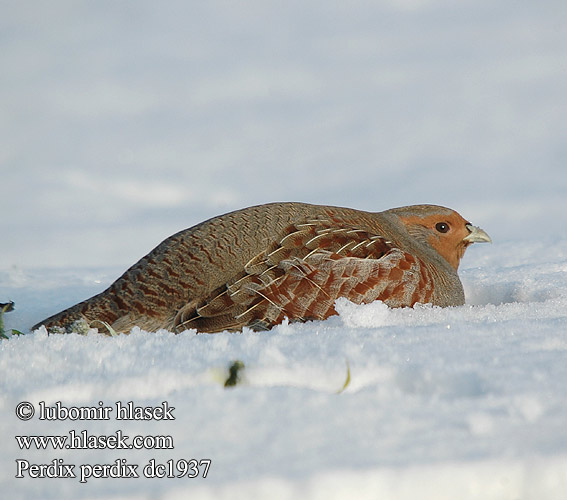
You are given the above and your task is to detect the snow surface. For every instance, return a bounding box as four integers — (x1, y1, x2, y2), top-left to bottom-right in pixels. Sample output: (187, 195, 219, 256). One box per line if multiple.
(1, 243, 567, 500)
(1, 1, 567, 499)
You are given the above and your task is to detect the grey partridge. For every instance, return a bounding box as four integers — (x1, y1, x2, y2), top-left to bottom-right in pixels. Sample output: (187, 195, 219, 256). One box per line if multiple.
(34, 202, 491, 334)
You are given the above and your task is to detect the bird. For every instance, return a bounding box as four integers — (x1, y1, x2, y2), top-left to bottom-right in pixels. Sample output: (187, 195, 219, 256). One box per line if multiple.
(33, 202, 491, 334)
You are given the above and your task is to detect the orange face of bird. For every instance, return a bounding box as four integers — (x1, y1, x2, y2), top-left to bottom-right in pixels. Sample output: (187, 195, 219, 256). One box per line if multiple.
(397, 208, 491, 270)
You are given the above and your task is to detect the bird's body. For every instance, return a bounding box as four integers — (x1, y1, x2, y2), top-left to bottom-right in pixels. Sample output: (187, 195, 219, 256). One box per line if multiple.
(34, 202, 490, 334)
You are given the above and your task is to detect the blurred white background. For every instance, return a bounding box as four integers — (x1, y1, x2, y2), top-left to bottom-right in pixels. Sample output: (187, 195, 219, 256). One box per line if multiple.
(1, 0, 566, 269)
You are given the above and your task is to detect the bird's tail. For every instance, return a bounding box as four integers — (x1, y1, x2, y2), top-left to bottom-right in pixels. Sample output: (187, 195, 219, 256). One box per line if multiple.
(31, 291, 120, 334)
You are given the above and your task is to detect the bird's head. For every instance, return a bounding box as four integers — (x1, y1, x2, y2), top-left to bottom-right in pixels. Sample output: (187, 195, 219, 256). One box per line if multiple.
(387, 205, 491, 270)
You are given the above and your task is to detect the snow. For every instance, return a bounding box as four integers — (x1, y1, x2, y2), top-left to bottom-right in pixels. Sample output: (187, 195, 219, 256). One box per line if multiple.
(2, 243, 566, 499)
(1, 1, 567, 499)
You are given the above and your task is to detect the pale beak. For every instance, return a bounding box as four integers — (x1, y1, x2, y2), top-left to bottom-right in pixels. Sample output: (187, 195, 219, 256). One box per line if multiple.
(464, 224, 492, 243)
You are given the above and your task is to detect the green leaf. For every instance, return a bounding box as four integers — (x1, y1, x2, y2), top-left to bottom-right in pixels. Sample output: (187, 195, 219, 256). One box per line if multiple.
(0, 302, 13, 340)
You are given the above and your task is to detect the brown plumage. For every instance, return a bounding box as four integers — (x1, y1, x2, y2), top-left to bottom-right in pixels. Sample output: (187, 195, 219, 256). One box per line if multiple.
(34, 202, 491, 334)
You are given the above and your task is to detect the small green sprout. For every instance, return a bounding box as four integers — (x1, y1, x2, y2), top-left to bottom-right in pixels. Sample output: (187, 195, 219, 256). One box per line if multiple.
(224, 360, 245, 388)
(1, 301, 22, 339)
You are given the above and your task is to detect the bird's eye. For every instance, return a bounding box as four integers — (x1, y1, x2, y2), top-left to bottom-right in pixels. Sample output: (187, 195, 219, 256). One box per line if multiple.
(435, 222, 450, 233)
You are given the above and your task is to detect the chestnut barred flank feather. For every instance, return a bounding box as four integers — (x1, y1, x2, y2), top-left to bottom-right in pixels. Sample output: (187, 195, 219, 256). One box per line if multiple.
(34, 202, 490, 334)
